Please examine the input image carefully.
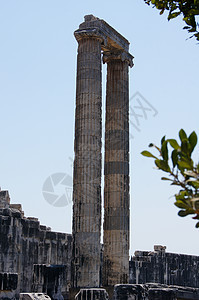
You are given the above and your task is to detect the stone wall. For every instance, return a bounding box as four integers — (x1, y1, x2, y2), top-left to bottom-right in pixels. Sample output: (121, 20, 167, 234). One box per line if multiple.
(114, 284, 199, 300)
(0, 190, 72, 298)
(2, 189, 199, 299)
(32, 264, 68, 299)
(130, 245, 199, 288)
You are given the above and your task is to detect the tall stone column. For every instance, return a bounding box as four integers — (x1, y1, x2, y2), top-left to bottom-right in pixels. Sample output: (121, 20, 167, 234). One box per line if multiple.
(72, 30, 104, 287)
(103, 51, 133, 286)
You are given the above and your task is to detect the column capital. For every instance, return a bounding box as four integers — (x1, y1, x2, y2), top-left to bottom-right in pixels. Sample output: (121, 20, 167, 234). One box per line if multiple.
(74, 28, 107, 45)
(103, 50, 134, 68)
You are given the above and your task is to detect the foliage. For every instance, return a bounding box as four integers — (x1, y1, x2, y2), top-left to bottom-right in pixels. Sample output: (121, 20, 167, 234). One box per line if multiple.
(144, 0, 199, 41)
(141, 129, 199, 228)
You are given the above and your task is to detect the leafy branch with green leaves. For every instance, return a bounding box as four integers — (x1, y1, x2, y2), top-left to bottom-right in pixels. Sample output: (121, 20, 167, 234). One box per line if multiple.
(144, 0, 199, 41)
(141, 129, 199, 228)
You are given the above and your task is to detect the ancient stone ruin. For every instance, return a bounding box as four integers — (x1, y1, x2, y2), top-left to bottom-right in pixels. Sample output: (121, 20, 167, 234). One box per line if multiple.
(1, 15, 199, 300)
(130, 245, 199, 287)
(72, 14, 133, 289)
(0, 190, 72, 299)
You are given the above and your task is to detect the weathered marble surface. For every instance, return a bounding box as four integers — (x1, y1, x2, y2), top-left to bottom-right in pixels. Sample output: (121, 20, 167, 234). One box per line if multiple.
(72, 33, 103, 288)
(0, 190, 72, 298)
(20, 293, 51, 300)
(130, 245, 199, 288)
(114, 284, 199, 300)
(73, 14, 133, 288)
(75, 288, 109, 300)
(0, 272, 18, 300)
(103, 54, 130, 287)
(32, 265, 67, 300)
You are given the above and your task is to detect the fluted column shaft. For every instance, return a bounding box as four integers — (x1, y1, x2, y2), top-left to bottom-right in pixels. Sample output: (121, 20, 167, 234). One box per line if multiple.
(103, 56, 130, 286)
(72, 36, 102, 287)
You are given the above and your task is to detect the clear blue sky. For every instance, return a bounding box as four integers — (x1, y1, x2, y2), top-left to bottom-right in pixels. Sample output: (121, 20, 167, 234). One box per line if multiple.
(0, 1, 198, 256)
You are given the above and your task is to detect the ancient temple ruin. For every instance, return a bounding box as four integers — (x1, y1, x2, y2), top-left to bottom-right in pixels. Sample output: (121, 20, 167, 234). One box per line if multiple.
(1, 15, 199, 300)
(72, 14, 133, 289)
(1, 188, 199, 300)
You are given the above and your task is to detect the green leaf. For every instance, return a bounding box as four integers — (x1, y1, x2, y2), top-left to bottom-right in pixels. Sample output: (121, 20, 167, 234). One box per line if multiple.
(161, 135, 166, 145)
(171, 149, 178, 168)
(189, 8, 199, 15)
(178, 210, 188, 217)
(189, 131, 197, 153)
(155, 159, 171, 172)
(168, 11, 181, 20)
(179, 156, 193, 171)
(175, 191, 189, 200)
(141, 151, 157, 159)
(187, 208, 195, 214)
(175, 200, 189, 209)
(179, 129, 187, 142)
(144, 0, 199, 42)
(161, 140, 168, 162)
(178, 208, 195, 217)
(195, 222, 199, 228)
(167, 139, 180, 150)
(183, 26, 191, 30)
(178, 160, 193, 170)
(148, 143, 154, 147)
(181, 139, 189, 155)
(160, 8, 165, 15)
(181, 156, 193, 165)
(183, 16, 192, 26)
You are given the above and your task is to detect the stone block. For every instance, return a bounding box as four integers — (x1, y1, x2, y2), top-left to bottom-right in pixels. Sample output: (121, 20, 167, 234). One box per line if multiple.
(40, 225, 47, 231)
(130, 246, 199, 287)
(10, 203, 22, 211)
(28, 220, 40, 229)
(2, 208, 11, 216)
(148, 288, 175, 300)
(0, 290, 16, 299)
(114, 284, 144, 300)
(0, 190, 10, 209)
(114, 284, 199, 300)
(20, 293, 51, 300)
(11, 208, 22, 218)
(154, 245, 166, 253)
(46, 231, 57, 240)
(1, 215, 11, 226)
(75, 288, 109, 300)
